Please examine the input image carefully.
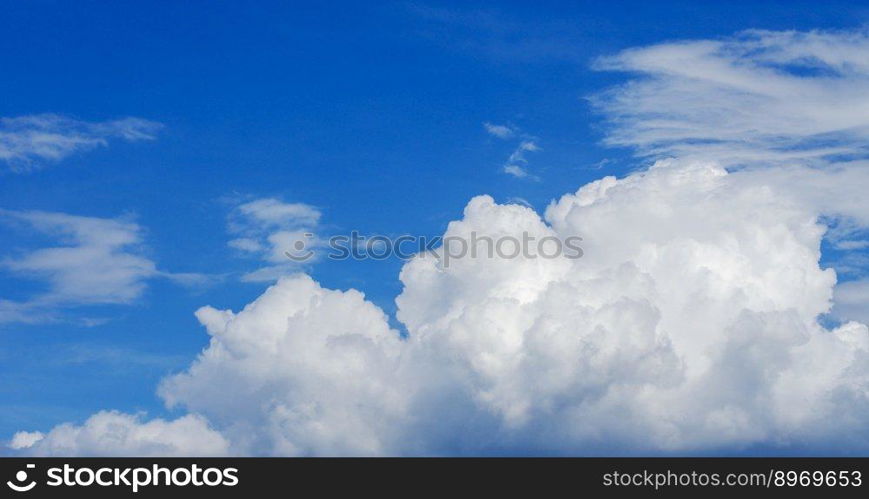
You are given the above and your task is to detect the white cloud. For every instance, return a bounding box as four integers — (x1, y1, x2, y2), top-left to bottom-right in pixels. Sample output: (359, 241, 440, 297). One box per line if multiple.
(483, 122, 516, 139)
(158, 274, 406, 455)
(483, 122, 542, 179)
(227, 237, 263, 253)
(10, 411, 228, 457)
(0, 210, 156, 315)
(836, 240, 869, 251)
(0, 114, 162, 171)
(227, 198, 321, 281)
(232, 198, 321, 230)
(833, 279, 869, 325)
(592, 29, 869, 168)
(8, 431, 43, 450)
(0, 209, 204, 324)
(503, 140, 541, 179)
(502, 164, 530, 178)
(397, 160, 867, 451)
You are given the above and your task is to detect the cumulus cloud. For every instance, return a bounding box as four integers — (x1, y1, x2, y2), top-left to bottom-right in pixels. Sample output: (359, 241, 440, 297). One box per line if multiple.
(17, 159, 869, 455)
(158, 274, 406, 455)
(226, 198, 321, 282)
(397, 160, 868, 452)
(11, 29, 869, 456)
(0, 209, 204, 324)
(11, 274, 406, 456)
(0, 114, 162, 171)
(10, 411, 228, 457)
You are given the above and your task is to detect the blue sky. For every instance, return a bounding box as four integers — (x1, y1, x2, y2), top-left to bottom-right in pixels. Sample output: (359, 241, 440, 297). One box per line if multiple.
(3, 1, 869, 455)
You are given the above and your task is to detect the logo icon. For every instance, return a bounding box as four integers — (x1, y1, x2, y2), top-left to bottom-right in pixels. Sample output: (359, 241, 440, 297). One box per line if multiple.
(7, 464, 36, 492)
(284, 232, 315, 262)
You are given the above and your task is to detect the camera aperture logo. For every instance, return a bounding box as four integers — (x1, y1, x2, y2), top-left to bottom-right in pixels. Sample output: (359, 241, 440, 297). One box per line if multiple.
(6, 463, 238, 493)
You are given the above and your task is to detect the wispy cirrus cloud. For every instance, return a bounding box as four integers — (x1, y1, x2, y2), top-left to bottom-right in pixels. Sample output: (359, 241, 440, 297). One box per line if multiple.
(483, 122, 516, 139)
(503, 140, 541, 179)
(483, 122, 542, 179)
(0, 209, 206, 324)
(0, 114, 162, 172)
(592, 29, 869, 168)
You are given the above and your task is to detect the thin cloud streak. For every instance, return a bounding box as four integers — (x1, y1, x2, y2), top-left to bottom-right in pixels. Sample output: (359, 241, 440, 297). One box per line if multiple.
(0, 113, 162, 171)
